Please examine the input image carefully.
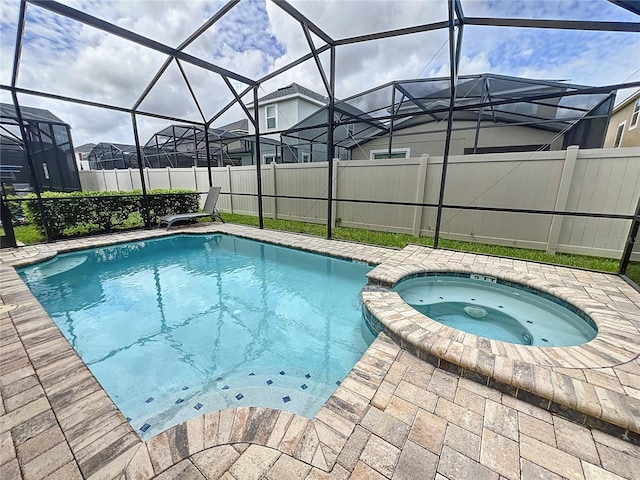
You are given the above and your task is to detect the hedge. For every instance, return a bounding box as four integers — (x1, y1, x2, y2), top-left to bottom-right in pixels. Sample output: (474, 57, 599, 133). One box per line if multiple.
(7, 189, 201, 240)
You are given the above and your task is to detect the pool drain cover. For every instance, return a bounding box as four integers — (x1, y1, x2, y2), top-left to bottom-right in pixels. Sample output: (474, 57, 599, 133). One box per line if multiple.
(463, 305, 488, 318)
(0, 304, 18, 314)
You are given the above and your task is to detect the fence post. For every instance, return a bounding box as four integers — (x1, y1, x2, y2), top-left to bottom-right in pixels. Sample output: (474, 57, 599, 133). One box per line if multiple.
(192, 166, 198, 191)
(114, 169, 120, 191)
(166, 166, 172, 189)
(413, 155, 429, 236)
(129, 168, 134, 191)
(226, 165, 234, 214)
(547, 146, 579, 254)
(331, 159, 339, 228)
(270, 161, 277, 219)
(102, 169, 107, 191)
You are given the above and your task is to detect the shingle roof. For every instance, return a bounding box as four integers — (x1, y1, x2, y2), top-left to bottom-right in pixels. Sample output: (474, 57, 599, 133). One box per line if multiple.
(219, 118, 249, 132)
(258, 83, 328, 104)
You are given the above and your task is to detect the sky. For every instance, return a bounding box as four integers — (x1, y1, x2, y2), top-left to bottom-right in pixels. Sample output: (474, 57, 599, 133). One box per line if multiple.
(0, 0, 638, 147)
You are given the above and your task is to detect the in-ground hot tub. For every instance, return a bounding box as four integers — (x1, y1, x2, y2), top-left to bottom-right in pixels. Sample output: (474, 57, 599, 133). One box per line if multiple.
(393, 273, 598, 347)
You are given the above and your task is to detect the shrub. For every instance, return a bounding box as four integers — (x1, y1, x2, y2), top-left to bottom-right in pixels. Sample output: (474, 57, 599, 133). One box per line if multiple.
(8, 189, 201, 240)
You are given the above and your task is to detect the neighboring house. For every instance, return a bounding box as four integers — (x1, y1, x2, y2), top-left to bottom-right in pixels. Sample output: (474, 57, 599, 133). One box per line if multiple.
(604, 90, 640, 148)
(75, 142, 95, 170)
(245, 83, 328, 163)
(0, 103, 80, 192)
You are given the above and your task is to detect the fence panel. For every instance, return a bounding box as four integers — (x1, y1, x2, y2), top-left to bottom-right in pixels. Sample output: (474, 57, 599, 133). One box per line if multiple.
(434, 151, 565, 248)
(558, 149, 640, 256)
(229, 166, 259, 216)
(147, 168, 171, 190)
(115, 170, 133, 191)
(275, 163, 328, 223)
(336, 159, 420, 233)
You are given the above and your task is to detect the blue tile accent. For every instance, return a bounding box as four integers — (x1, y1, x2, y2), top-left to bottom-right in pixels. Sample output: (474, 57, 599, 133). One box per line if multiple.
(215, 376, 223, 381)
(145, 397, 154, 403)
(305, 373, 311, 379)
(140, 423, 151, 433)
(283, 396, 291, 403)
(266, 379, 273, 385)
(175, 398, 184, 404)
(194, 403, 203, 410)
(222, 385, 230, 390)
(301, 384, 308, 390)
(249, 372, 255, 376)
(236, 393, 244, 400)
(126, 417, 132, 422)
(182, 386, 189, 390)
(279, 371, 286, 375)
(335, 380, 341, 385)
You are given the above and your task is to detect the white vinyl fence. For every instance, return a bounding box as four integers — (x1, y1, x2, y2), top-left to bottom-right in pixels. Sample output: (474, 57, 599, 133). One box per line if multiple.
(79, 146, 640, 259)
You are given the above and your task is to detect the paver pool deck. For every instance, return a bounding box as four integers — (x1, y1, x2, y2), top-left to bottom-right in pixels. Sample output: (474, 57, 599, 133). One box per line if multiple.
(1, 223, 639, 479)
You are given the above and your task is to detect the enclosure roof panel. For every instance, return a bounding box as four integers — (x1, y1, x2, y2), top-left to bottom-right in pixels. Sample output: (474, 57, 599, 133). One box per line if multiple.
(0, 103, 67, 125)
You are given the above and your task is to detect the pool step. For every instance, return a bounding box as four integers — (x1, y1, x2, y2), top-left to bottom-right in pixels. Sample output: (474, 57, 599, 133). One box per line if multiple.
(122, 368, 345, 440)
(133, 383, 329, 440)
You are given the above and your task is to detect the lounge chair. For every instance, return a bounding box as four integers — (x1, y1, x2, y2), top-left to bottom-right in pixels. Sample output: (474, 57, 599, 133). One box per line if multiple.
(158, 186, 225, 230)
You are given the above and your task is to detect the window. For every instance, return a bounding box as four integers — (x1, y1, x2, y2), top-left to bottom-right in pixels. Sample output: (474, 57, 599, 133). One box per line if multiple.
(266, 105, 277, 130)
(301, 153, 311, 163)
(630, 99, 640, 129)
(614, 121, 625, 148)
(263, 154, 280, 164)
(370, 148, 410, 160)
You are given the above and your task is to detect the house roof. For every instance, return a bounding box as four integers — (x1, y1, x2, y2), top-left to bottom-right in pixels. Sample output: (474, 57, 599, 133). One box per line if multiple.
(75, 142, 96, 154)
(0, 103, 67, 125)
(258, 83, 328, 105)
(219, 118, 249, 133)
(613, 89, 640, 113)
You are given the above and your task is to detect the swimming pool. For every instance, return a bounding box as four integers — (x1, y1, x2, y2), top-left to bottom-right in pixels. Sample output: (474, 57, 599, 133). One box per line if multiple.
(19, 234, 372, 439)
(393, 274, 597, 347)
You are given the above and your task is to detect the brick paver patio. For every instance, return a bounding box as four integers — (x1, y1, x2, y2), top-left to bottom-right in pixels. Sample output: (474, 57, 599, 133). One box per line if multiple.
(1, 223, 638, 479)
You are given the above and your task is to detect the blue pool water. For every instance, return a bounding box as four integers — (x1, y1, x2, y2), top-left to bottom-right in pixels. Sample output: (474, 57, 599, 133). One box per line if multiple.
(394, 275, 597, 347)
(19, 234, 372, 439)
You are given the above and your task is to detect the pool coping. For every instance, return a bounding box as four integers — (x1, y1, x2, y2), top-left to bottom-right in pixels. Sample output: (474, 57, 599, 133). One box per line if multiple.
(1, 223, 639, 478)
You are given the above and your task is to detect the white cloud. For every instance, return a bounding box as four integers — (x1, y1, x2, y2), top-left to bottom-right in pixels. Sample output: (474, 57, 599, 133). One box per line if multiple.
(1, 0, 638, 146)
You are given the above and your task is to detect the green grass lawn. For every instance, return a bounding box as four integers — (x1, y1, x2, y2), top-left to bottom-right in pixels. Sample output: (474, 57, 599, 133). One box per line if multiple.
(221, 213, 620, 272)
(625, 262, 640, 285)
(6, 224, 45, 245)
(5, 213, 623, 273)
